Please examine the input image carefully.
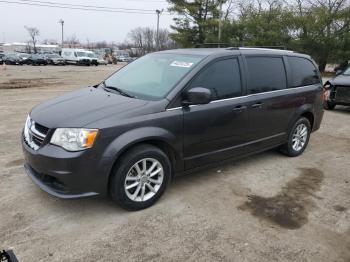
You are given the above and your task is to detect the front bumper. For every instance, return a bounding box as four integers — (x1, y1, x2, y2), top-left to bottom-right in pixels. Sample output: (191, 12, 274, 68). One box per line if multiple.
(52, 60, 65, 65)
(326, 86, 350, 105)
(78, 59, 90, 65)
(22, 137, 110, 199)
(24, 164, 98, 198)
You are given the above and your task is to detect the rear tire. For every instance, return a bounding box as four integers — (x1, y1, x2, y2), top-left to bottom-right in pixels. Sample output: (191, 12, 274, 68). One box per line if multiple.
(280, 117, 311, 157)
(109, 144, 171, 211)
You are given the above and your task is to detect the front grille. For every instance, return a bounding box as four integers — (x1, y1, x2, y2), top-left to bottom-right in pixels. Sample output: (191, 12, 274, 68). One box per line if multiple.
(23, 117, 49, 150)
(34, 122, 49, 135)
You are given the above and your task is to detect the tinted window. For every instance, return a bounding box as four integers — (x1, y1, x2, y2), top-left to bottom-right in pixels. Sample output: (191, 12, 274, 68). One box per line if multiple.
(246, 56, 286, 94)
(289, 57, 320, 87)
(189, 58, 242, 100)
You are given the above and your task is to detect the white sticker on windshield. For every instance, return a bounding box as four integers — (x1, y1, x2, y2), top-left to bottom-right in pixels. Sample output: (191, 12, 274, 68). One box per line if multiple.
(170, 61, 194, 68)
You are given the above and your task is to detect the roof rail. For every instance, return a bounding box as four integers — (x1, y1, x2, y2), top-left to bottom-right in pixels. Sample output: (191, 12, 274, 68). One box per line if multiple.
(238, 46, 294, 53)
(195, 43, 231, 48)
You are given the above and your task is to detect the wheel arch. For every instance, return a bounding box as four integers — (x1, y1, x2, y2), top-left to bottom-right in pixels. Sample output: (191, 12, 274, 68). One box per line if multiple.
(300, 111, 314, 130)
(288, 105, 315, 134)
(102, 127, 183, 192)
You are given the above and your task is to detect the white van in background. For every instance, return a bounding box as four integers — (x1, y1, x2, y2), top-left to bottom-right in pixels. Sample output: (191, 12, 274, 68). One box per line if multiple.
(61, 48, 91, 65)
(85, 51, 99, 66)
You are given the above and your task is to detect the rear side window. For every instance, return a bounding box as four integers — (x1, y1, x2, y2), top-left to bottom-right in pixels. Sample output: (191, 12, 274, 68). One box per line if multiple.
(246, 56, 287, 94)
(288, 57, 320, 87)
(189, 58, 242, 100)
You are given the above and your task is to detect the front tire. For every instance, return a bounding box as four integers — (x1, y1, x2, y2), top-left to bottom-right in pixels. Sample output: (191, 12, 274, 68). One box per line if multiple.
(280, 117, 311, 157)
(109, 144, 171, 211)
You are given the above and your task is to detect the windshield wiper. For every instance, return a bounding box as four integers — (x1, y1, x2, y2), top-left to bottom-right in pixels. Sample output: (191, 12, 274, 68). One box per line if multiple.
(102, 81, 136, 98)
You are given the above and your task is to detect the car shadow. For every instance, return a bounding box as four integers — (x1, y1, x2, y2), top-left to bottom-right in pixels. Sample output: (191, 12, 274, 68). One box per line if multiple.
(170, 149, 281, 188)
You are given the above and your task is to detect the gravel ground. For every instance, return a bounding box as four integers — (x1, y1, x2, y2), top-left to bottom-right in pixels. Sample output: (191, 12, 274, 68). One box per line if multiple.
(0, 65, 349, 262)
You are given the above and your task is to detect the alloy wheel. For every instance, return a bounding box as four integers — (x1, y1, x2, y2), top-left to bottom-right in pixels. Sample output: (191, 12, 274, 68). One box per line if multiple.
(292, 123, 308, 152)
(124, 158, 164, 202)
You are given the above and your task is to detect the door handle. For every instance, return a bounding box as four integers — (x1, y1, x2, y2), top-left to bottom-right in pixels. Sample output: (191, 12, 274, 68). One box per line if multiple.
(251, 102, 263, 108)
(232, 105, 247, 112)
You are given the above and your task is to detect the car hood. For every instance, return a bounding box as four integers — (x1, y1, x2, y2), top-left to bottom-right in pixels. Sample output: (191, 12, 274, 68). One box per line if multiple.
(329, 74, 350, 86)
(30, 87, 148, 128)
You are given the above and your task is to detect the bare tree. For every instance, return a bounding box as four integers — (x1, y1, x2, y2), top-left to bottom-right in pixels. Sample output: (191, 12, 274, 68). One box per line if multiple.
(128, 27, 145, 55)
(25, 26, 39, 53)
(157, 29, 177, 50)
(127, 27, 176, 55)
(25, 41, 32, 54)
(65, 35, 80, 48)
(144, 27, 155, 53)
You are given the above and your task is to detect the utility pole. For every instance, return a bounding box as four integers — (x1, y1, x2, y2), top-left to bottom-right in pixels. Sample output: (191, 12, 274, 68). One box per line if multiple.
(156, 9, 163, 51)
(218, 0, 223, 48)
(59, 19, 64, 48)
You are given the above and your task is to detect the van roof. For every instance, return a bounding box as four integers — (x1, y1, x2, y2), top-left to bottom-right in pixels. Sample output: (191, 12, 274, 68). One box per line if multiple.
(161, 47, 309, 58)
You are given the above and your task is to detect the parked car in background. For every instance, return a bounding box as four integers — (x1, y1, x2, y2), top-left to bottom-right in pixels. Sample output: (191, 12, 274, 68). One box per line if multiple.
(18, 53, 31, 64)
(22, 48, 324, 211)
(0, 53, 4, 64)
(86, 51, 99, 66)
(3, 53, 23, 65)
(61, 48, 91, 65)
(97, 56, 108, 65)
(46, 53, 65, 65)
(324, 66, 350, 110)
(27, 54, 48, 65)
(116, 55, 128, 62)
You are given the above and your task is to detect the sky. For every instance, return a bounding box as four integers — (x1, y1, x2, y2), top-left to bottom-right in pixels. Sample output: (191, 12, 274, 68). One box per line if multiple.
(0, 0, 175, 44)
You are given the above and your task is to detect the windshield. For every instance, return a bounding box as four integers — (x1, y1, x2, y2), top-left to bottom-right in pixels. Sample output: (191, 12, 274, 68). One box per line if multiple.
(87, 53, 96, 58)
(76, 52, 86, 57)
(342, 67, 350, 75)
(104, 53, 204, 99)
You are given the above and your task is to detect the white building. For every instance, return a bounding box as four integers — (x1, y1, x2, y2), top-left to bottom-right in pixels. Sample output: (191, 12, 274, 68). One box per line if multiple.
(0, 42, 60, 53)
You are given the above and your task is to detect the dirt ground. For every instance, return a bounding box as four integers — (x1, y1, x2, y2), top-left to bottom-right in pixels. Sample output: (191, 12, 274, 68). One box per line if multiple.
(0, 65, 349, 262)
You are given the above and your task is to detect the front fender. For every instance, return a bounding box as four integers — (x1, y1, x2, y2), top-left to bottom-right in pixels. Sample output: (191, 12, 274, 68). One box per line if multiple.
(100, 126, 181, 177)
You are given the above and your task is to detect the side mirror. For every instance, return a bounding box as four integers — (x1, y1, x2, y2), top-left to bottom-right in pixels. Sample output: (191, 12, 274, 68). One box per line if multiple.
(335, 70, 343, 76)
(183, 87, 212, 106)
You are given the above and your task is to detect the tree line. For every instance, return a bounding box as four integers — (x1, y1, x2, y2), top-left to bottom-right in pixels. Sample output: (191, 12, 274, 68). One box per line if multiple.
(127, 27, 177, 55)
(167, 0, 350, 71)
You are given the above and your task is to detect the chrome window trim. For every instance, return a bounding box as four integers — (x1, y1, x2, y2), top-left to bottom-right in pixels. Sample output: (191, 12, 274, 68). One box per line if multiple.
(166, 84, 316, 111)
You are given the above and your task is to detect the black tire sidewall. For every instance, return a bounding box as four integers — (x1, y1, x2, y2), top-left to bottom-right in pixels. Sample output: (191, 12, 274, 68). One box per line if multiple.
(286, 117, 311, 157)
(110, 145, 171, 211)
(324, 101, 336, 110)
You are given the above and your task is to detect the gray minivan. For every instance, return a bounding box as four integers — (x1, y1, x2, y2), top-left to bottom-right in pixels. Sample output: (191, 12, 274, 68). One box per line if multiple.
(22, 48, 324, 210)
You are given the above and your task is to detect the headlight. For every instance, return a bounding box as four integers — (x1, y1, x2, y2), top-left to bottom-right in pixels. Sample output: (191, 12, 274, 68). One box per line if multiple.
(50, 128, 98, 151)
